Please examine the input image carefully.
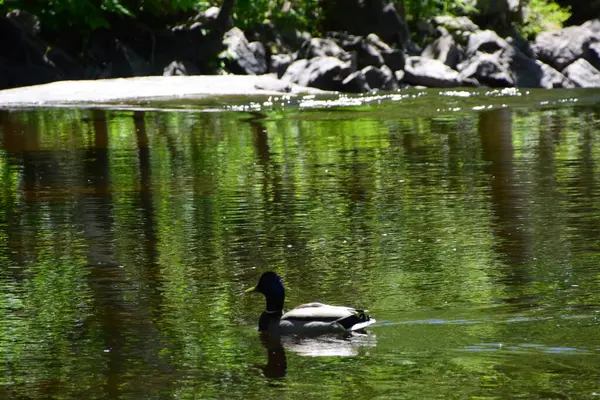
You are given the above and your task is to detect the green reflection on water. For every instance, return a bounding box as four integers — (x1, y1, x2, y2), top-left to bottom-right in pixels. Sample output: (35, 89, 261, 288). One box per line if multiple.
(1, 92, 600, 399)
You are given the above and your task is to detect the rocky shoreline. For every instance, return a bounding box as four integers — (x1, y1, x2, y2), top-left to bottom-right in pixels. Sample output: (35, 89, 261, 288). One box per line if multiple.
(1, 4, 600, 96)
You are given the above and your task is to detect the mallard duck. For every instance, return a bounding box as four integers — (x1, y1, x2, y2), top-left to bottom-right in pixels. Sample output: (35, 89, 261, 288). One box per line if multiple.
(246, 271, 376, 335)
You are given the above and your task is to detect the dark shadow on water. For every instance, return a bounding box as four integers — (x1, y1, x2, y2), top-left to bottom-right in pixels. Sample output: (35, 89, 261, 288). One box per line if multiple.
(479, 108, 530, 285)
(259, 332, 288, 380)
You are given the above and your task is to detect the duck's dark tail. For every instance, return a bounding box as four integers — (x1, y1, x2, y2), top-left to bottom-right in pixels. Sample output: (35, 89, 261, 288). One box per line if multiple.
(336, 310, 375, 331)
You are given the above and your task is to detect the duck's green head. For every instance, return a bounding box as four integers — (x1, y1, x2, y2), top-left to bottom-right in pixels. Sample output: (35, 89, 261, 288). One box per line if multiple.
(246, 271, 285, 311)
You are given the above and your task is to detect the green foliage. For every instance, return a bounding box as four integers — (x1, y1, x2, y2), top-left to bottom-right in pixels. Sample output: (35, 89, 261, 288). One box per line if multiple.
(402, 0, 476, 23)
(0, 0, 198, 32)
(520, 0, 571, 38)
(229, 0, 321, 34)
(0, 0, 575, 43)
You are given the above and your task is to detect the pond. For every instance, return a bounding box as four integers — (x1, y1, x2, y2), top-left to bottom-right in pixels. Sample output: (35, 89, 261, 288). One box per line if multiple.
(1, 88, 600, 399)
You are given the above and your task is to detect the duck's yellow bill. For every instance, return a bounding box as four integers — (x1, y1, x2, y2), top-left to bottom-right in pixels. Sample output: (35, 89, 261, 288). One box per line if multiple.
(245, 286, 257, 293)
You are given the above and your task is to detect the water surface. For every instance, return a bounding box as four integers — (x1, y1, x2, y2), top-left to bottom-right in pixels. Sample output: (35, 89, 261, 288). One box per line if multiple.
(1, 88, 600, 399)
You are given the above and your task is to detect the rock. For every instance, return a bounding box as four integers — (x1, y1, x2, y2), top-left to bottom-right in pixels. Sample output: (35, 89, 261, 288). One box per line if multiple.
(585, 41, 600, 70)
(253, 78, 293, 93)
(220, 27, 268, 75)
(281, 56, 352, 91)
(46, 46, 84, 79)
(327, 32, 362, 51)
(0, 76, 329, 107)
(88, 39, 152, 78)
(459, 52, 514, 87)
(298, 38, 349, 60)
(116, 40, 152, 77)
(422, 34, 462, 69)
(163, 60, 201, 76)
(366, 33, 406, 71)
(465, 30, 507, 57)
(202, 6, 221, 21)
(582, 19, 600, 33)
(0, 16, 64, 89)
(249, 41, 267, 70)
(431, 15, 480, 34)
(346, 33, 406, 71)
(341, 70, 371, 93)
(6, 9, 41, 37)
(83, 29, 153, 78)
(510, 50, 575, 88)
(533, 23, 600, 71)
(248, 23, 310, 55)
(362, 65, 398, 91)
(460, 30, 571, 88)
(403, 56, 469, 87)
(394, 69, 405, 82)
(182, 6, 232, 34)
(329, 32, 404, 71)
(536, 61, 576, 89)
(366, 33, 394, 53)
(562, 59, 600, 87)
(421, 16, 478, 50)
(357, 42, 385, 68)
(191, 6, 222, 25)
(382, 49, 406, 72)
(505, 29, 534, 58)
(459, 41, 575, 88)
(270, 53, 295, 78)
(279, 28, 312, 50)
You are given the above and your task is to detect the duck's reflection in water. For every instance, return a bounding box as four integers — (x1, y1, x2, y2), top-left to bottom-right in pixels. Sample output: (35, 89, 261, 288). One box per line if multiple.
(259, 332, 287, 379)
(259, 331, 378, 379)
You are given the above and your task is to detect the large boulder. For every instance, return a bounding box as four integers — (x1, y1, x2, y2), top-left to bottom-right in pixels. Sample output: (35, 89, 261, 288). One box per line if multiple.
(362, 65, 398, 91)
(465, 29, 507, 57)
(46, 46, 84, 79)
(424, 15, 480, 48)
(85, 33, 153, 79)
(6, 9, 41, 37)
(431, 15, 480, 34)
(459, 30, 574, 88)
(220, 27, 268, 75)
(586, 41, 600, 70)
(562, 58, 600, 87)
(459, 45, 574, 88)
(0, 16, 66, 89)
(336, 34, 389, 70)
(459, 52, 514, 87)
(281, 56, 353, 91)
(298, 38, 349, 60)
(403, 56, 473, 87)
(270, 53, 295, 78)
(341, 70, 371, 93)
(422, 34, 463, 69)
(356, 42, 385, 69)
(534, 61, 576, 88)
(366, 33, 406, 71)
(533, 21, 600, 71)
(329, 32, 405, 71)
(163, 60, 201, 76)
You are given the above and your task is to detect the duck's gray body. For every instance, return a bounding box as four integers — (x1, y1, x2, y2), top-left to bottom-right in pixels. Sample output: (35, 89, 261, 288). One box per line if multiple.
(248, 272, 376, 335)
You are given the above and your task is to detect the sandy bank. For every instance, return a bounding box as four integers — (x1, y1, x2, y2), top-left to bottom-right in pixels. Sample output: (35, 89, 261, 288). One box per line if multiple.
(0, 75, 327, 108)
